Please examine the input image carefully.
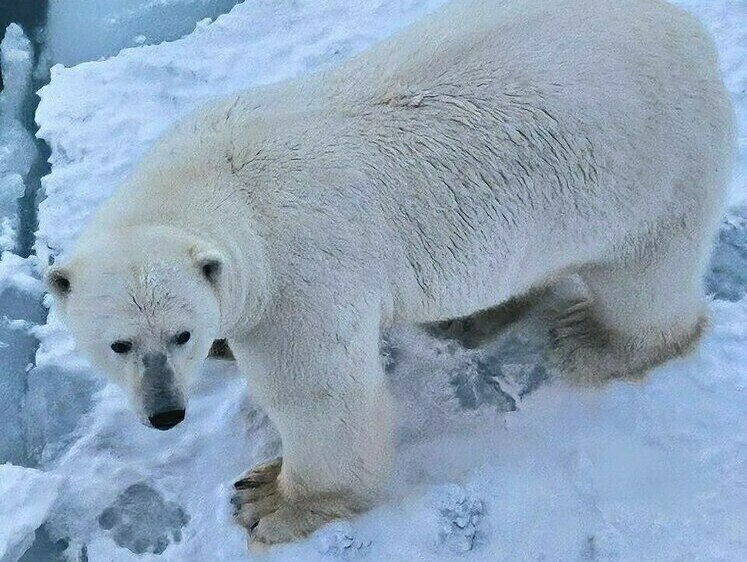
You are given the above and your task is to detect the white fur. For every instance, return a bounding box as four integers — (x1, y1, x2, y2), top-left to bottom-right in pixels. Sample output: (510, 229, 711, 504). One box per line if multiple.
(49, 0, 735, 544)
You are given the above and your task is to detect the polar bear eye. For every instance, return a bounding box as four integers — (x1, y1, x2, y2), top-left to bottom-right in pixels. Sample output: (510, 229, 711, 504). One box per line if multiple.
(174, 331, 191, 345)
(111, 340, 133, 354)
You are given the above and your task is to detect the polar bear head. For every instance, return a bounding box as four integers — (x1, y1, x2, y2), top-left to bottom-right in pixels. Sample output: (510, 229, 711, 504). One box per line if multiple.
(46, 225, 225, 430)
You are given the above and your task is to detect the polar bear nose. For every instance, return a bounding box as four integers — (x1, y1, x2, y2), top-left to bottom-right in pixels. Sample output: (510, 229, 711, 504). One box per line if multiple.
(141, 352, 185, 430)
(148, 409, 186, 430)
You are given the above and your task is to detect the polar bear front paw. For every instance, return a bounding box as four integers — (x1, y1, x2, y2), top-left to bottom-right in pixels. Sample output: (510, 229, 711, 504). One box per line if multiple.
(232, 457, 283, 531)
(250, 501, 350, 544)
(232, 457, 358, 544)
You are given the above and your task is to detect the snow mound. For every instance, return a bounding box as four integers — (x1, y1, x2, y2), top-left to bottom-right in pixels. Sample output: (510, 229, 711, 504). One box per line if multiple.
(0, 252, 40, 296)
(0, 464, 62, 562)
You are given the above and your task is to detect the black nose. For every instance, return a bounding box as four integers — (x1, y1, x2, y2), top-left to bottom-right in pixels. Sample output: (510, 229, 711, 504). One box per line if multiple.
(148, 409, 185, 430)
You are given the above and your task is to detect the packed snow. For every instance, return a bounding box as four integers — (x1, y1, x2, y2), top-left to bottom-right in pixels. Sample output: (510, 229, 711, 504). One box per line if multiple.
(0, 0, 744, 560)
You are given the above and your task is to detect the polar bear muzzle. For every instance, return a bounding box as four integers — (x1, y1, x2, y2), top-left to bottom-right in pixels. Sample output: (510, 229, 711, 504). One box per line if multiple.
(141, 352, 186, 430)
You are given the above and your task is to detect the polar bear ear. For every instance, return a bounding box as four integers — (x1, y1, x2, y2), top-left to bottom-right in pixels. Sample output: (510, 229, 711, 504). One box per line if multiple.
(193, 250, 224, 286)
(46, 265, 72, 299)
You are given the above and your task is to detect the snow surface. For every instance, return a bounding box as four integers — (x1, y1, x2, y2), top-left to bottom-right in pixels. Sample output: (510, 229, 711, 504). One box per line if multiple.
(0, 464, 61, 562)
(10, 0, 747, 560)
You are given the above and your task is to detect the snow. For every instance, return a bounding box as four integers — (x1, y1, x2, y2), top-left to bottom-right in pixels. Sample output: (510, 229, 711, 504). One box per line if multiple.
(14, 0, 747, 560)
(11, 299, 747, 561)
(0, 252, 40, 296)
(0, 464, 61, 562)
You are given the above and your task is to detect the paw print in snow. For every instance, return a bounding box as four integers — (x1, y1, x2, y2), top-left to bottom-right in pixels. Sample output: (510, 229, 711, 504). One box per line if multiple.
(435, 485, 484, 553)
(98, 482, 189, 555)
(315, 521, 372, 558)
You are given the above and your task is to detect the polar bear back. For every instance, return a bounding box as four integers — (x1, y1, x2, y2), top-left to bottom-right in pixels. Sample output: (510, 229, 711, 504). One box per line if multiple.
(87, 0, 734, 322)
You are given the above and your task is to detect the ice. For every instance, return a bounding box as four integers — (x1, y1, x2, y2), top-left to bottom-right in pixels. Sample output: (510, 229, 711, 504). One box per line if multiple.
(24, 0, 747, 560)
(0, 255, 45, 469)
(0, 6, 117, 485)
(0, 23, 45, 467)
(0, 23, 36, 252)
(0, 286, 42, 466)
(46, 0, 244, 66)
(22, 360, 101, 466)
(0, 464, 61, 562)
(16, 525, 69, 562)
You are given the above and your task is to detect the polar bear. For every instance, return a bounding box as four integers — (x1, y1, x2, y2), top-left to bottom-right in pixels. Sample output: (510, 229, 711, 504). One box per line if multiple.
(47, 0, 734, 545)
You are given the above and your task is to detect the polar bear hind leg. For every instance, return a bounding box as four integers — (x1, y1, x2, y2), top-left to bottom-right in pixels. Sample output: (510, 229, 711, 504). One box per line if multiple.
(552, 215, 712, 385)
